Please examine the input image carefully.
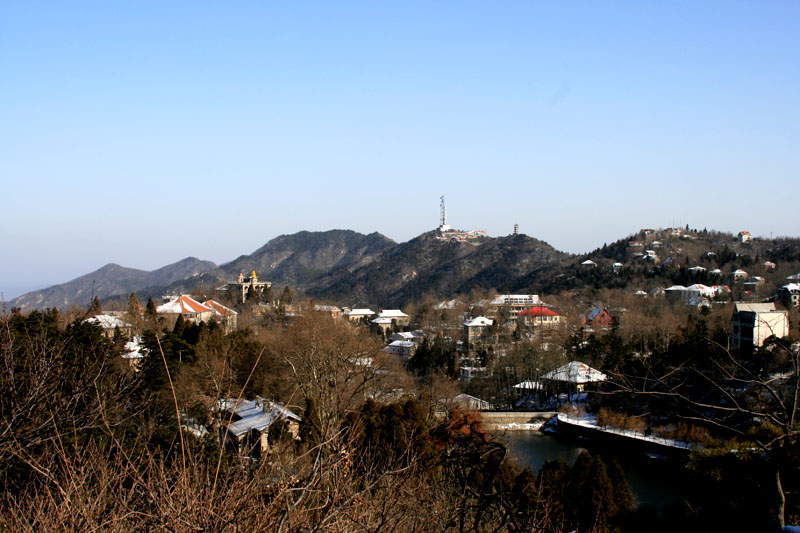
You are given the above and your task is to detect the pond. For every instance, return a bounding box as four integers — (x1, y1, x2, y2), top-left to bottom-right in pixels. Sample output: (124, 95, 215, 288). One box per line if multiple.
(499, 430, 689, 510)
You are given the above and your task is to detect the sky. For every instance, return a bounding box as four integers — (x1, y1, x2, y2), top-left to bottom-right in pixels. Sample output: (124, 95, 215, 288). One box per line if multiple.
(2, 1, 799, 300)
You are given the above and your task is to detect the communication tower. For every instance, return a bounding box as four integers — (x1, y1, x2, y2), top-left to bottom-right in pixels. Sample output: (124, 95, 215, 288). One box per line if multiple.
(439, 196, 451, 231)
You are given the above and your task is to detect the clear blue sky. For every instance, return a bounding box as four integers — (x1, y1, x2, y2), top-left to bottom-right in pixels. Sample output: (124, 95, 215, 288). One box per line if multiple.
(2, 1, 799, 299)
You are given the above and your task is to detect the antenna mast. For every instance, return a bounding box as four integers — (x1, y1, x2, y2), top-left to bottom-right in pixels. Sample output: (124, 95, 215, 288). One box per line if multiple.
(439, 196, 450, 231)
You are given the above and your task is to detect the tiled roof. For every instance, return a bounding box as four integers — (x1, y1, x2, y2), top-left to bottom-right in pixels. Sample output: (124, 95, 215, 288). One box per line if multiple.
(379, 309, 408, 318)
(157, 295, 212, 314)
(518, 306, 559, 317)
(203, 300, 238, 316)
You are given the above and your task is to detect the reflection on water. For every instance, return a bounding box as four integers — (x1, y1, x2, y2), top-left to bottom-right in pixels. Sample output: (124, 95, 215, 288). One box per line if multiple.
(500, 431, 587, 472)
(499, 431, 687, 510)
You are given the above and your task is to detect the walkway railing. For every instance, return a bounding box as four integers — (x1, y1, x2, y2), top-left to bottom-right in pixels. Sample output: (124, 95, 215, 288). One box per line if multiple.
(557, 413, 696, 450)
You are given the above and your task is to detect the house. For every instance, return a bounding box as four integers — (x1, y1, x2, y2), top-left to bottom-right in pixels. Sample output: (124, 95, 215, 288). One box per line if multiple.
(763, 261, 777, 272)
(627, 241, 644, 252)
(370, 309, 410, 335)
(732, 269, 749, 282)
(643, 250, 658, 262)
(579, 307, 612, 328)
(486, 294, 543, 320)
(685, 284, 718, 305)
(665, 285, 728, 306)
(84, 313, 134, 339)
(459, 363, 487, 383)
(451, 393, 493, 411)
(383, 340, 416, 363)
(581, 260, 597, 268)
(732, 303, 789, 353)
(778, 283, 800, 308)
(649, 287, 665, 298)
(157, 295, 214, 327)
(435, 298, 463, 310)
(738, 231, 752, 243)
(121, 336, 145, 370)
(218, 397, 301, 456)
(314, 305, 343, 318)
(542, 361, 607, 394)
(463, 316, 495, 347)
(203, 299, 239, 331)
(743, 277, 766, 294)
(222, 271, 272, 304)
(688, 266, 707, 274)
(371, 317, 395, 335)
(517, 306, 563, 328)
(612, 262, 623, 273)
(665, 285, 687, 302)
(377, 309, 410, 327)
(391, 330, 424, 344)
(343, 308, 375, 322)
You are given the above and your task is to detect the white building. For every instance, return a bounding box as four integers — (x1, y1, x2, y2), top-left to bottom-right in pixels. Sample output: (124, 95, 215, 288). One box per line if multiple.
(383, 340, 417, 363)
(157, 295, 214, 326)
(377, 309, 410, 327)
(778, 283, 800, 308)
(732, 269, 749, 282)
(486, 294, 544, 320)
(463, 316, 495, 346)
(343, 308, 375, 322)
(732, 303, 789, 352)
(84, 314, 134, 338)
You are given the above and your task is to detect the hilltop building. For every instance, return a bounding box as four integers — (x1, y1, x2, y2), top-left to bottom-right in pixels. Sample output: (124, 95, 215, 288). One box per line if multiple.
(485, 294, 544, 320)
(435, 196, 488, 242)
(223, 271, 272, 304)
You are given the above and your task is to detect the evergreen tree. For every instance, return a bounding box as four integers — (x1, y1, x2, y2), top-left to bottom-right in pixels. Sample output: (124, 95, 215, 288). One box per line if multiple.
(260, 285, 272, 305)
(280, 285, 294, 305)
(146, 298, 158, 321)
(604, 456, 634, 516)
(298, 397, 323, 450)
(127, 292, 140, 317)
(88, 296, 102, 315)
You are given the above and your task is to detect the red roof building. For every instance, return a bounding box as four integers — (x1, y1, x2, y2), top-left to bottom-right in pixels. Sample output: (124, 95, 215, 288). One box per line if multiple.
(517, 306, 563, 327)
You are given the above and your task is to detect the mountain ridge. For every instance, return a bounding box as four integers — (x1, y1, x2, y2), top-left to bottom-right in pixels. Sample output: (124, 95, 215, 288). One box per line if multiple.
(10, 227, 800, 311)
(8, 257, 218, 312)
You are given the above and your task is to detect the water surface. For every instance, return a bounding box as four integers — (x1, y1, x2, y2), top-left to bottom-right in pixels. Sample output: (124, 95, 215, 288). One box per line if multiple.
(499, 431, 687, 510)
